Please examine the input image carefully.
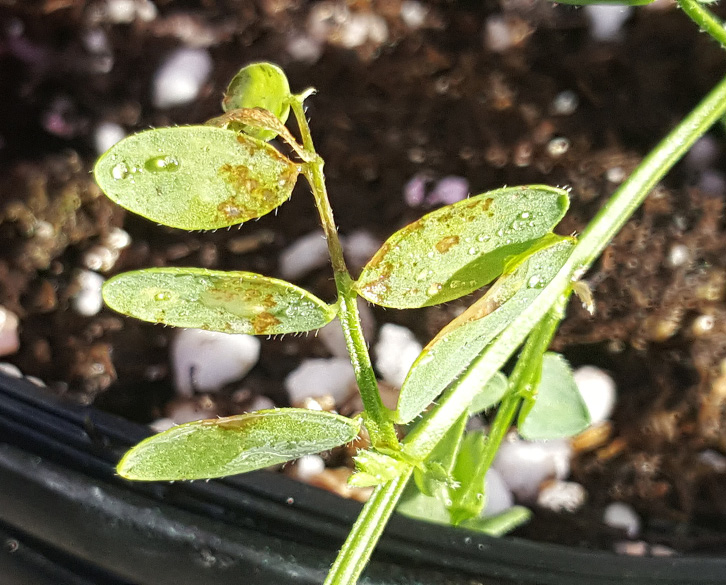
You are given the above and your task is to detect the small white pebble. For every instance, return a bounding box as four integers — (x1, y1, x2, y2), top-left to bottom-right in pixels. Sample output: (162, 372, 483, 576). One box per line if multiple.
(686, 136, 720, 172)
(71, 270, 105, 317)
(246, 395, 275, 412)
(33, 220, 54, 239)
(667, 244, 691, 268)
(492, 434, 571, 502)
(546, 137, 570, 157)
(374, 323, 422, 388)
(295, 454, 326, 481)
(603, 502, 641, 538)
(279, 231, 330, 280)
(0, 362, 23, 378)
(152, 48, 212, 109)
(285, 358, 356, 404)
(696, 169, 726, 197)
(400, 1, 428, 29)
(537, 480, 587, 513)
(172, 329, 260, 396)
(318, 298, 375, 359)
(0, 307, 20, 357)
(403, 173, 430, 207)
(103, 227, 132, 251)
(426, 176, 469, 206)
(698, 449, 726, 472)
(166, 396, 218, 424)
(484, 468, 514, 516)
(650, 544, 676, 557)
(573, 365, 617, 425)
(82, 245, 119, 272)
(103, 0, 157, 24)
(585, 5, 633, 42)
(339, 13, 388, 49)
(343, 230, 382, 272)
(286, 34, 324, 63)
(614, 540, 648, 556)
(692, 314, 715, 337)
(483, 15, 516, 53)
(605, 166, 626, 184)
(149, 417, 176, 433)
(550, 90, 579, 116)
(94, 122, 125, 155)
(25, 375, 46, 387)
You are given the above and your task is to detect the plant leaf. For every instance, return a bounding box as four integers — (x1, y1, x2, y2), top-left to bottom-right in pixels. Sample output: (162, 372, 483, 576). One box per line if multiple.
(355, 185, 569, 309)
(461, 506, 532, 537)
(349, 449, 410, 487)
(518, 352, 591, 440)
(396, 236, 575, 424)
(103, 267, 337, 335)
(448, 431, 488, 524)
(94, 126, 300, 230)
(468, 371, 508, 416)
(117, 408, 360, 481)
(413, 412, 467, 497)
(222, 62, 292, 141)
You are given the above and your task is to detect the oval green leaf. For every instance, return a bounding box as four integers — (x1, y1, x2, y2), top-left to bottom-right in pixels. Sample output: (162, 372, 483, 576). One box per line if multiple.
(396, 236, 575, 424)
(222, 62, 291, 141)
(94, 126, 300, 230)
(355, 185, 569, 309)
(103, 267, 337, 335)
(518, 352, 591, 440)
(117, 408, 361, 481)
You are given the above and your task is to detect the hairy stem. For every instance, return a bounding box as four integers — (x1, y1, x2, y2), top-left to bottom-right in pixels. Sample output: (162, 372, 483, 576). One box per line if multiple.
(322, 469, 413, 585)
(677, 0, 726, 49)
(291, 97, 398, 449)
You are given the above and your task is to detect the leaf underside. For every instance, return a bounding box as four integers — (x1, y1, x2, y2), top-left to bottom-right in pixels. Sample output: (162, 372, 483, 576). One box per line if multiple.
(103, 267, 337, 335)
(396, 236, 576, 424)
(518, 352, 591, 440)
(117, 408, 361, 481)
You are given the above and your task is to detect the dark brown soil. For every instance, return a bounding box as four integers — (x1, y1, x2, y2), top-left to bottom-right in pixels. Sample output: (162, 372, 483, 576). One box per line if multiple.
(2, 0, 726, 555)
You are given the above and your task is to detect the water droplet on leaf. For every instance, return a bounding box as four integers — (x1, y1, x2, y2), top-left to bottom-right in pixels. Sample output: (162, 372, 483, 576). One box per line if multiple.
(145, 155, 180, 173)
(527, 275, 543, 288)
(111, 162, 129, 180)
(154, 291, 173, 301)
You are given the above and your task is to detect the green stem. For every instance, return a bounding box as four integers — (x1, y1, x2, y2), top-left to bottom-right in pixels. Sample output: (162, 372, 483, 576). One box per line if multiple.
(677, 0, 726, 48)
(404, 72, 726, 462)
(323, 469, 413, 585)
(290, 97, 398, 450)
(478, 297, 566, 475)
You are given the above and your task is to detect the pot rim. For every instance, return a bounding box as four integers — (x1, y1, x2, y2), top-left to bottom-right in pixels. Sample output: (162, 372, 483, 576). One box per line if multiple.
(1, 371, 725, 585)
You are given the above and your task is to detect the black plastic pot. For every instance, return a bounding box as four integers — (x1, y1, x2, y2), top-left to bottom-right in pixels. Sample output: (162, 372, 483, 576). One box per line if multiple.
(1, 371, 725, 585)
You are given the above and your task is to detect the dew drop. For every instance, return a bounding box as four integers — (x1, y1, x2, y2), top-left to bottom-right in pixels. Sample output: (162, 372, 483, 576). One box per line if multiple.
(145, 155, 180, 173)
(427, 283, 443, 296)
(111, 162, 129, 180)
(527, 275, 543, 288)
(520, 211, 531, 219)
(468, 247, 477, 255)
(154, 291, 173, 301)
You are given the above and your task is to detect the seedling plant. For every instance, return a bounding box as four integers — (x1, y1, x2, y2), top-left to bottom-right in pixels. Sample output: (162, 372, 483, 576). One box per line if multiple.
(94, 1, 726, 583)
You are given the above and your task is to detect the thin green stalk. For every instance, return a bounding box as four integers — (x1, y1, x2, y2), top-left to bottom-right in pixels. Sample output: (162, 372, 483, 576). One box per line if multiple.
(404, 71, 726, 462)
(677, 0, 726, 48)
(290, 97, 398, 450)
(323, 469, 413, 585)
(477, 296, 566, 476)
